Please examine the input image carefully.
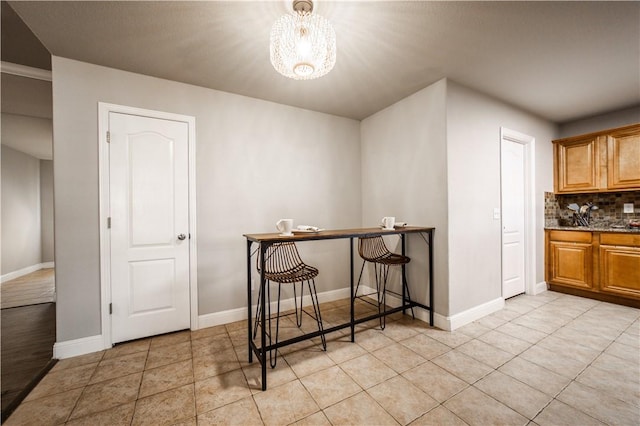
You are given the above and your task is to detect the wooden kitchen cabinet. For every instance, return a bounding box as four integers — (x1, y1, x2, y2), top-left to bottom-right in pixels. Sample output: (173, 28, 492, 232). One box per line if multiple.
(607, 125, 640, 190)
(599, 233, 640, 299)
(546, 231, 593, 289)
(554, 135, 601, 193)
(553, 123, 640, 193)
(546, 230, 640, 307)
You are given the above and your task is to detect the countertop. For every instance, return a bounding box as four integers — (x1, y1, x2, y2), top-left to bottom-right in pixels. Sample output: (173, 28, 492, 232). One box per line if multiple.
(544, 225, 640, 234)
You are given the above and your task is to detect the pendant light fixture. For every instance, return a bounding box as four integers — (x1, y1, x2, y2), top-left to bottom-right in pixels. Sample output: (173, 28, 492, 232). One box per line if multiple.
(270, 0, 336, 80)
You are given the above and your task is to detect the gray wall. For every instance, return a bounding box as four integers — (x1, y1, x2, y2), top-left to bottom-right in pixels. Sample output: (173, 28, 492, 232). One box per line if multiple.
(40, 159, 54, 263)
(361, 79, 557, 319)
(446, 82, 557, 316)
(361, 79, 449, 317)
(51, 56, 560, 342)
(1, 113, 53, 159)
(558, 105, 640, 138)
(52, 57, 361, 342)
(1, 145, 42, 275)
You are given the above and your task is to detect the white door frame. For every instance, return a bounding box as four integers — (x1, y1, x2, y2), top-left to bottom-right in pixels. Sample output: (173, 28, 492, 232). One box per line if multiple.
(500, 127, 537, 296)
(98, 102, 198, 349)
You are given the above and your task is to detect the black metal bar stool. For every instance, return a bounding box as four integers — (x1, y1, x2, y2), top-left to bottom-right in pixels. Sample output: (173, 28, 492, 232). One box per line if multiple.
(253, 242, 326, 367)
(355, 235, 414, 329)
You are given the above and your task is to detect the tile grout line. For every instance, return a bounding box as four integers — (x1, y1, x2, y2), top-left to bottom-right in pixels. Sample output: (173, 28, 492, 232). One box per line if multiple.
(512, 296, 636, 424)
(62, 350, 106, 423)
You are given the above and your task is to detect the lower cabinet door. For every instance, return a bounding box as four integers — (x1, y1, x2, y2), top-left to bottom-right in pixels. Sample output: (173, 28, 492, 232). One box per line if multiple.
(549, 241, 593, 289)
(600, 245, 640, 299)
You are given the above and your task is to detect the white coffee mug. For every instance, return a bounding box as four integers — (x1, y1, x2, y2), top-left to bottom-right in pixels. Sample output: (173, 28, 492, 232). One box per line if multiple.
(381, 216, 395, 230)
(276, 219, 294, 236)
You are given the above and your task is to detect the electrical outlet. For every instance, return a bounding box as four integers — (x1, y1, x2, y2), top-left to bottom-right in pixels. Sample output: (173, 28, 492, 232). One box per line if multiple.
(493, 208, 501, 220)
(624, 203, 634, 214)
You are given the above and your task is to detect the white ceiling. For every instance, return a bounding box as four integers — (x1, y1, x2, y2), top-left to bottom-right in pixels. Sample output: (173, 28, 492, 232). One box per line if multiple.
(6, 0, 640, 122)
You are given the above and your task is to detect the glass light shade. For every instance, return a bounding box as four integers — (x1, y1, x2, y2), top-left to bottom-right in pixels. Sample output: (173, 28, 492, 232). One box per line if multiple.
(270, 11, 336, 80)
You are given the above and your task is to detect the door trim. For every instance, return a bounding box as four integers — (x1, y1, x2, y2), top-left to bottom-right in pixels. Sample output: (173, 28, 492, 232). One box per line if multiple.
(98, 102, 198, 349)
(500, 127, 537, 297)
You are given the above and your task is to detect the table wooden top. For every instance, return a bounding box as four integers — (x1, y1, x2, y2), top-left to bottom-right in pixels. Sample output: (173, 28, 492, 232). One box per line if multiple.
(243, 226, 434, 243)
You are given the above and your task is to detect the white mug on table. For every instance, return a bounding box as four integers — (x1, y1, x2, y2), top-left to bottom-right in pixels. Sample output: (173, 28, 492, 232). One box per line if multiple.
(381, 216, 395, 230)
(276, 219, 294, 236)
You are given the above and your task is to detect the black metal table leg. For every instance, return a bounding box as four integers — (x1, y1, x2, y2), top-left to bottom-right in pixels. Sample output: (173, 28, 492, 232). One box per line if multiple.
(350, 237, 355, 342)
(401, 234, 406, 315)
(260, 243, 268, 391)
(429, 230, 434, 326)
(247, 240, 253, 363)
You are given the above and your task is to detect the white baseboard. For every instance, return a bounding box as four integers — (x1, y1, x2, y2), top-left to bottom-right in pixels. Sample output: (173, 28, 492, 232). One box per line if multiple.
(198, 306, 247, 329)
(61, 286, 503, 359)
(56, 287, 352, 359)
(446, 297, 505, 331)
(534, 281, 548, 295)
(358, 285, 448, 329)
(1, 262, 54, 284)
(53, 334, 106, 359)
(198, 284, 441, 331)
(197, 287, 352, 329)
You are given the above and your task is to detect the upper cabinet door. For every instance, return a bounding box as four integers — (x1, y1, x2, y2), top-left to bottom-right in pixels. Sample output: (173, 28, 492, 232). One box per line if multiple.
(553, 123, 640, 194)
(554, 136, 600, 193)
(607, 124, 640, 190)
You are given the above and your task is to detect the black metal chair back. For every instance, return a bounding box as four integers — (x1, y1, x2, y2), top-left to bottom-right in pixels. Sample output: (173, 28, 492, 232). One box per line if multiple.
(359, 236, 410, 265)
(356, 235, 413, 329)
(261, 242, 318, 283)
(254, 241, 325, 368)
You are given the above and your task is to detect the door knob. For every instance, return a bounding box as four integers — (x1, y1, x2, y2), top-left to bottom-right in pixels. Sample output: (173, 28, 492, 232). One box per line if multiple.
(178, 234, 187, 240)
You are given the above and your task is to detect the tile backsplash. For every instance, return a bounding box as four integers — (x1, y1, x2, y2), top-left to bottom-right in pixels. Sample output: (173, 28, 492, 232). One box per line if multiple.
(545, 191, 640, 227)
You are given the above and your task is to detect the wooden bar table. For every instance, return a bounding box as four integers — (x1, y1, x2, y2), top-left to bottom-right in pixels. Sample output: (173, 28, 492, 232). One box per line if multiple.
(243, 226, 435, 390)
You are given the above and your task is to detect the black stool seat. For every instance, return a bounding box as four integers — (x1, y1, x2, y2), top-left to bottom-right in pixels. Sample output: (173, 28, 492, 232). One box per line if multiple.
(369, 252, 410, 266)
(265, 264, 318, 283)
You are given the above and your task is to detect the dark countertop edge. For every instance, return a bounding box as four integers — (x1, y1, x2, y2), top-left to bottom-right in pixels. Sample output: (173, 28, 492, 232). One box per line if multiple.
(544, 226, 640, 234)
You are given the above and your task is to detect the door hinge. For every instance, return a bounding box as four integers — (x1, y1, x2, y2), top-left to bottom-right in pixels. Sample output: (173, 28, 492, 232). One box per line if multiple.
(106, 131, 111, 143)
(107, 217, 111, 228)
(109, 303, 113, 315)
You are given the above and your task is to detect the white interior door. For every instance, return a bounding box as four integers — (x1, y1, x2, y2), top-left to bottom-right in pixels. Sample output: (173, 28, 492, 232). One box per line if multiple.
(109, 112, 190, 344)
(501, 139, 526, 299)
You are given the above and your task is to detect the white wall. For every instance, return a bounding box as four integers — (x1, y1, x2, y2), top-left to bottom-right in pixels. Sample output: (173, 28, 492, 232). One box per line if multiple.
(361, 79, 449, 316)
(1, 113, 53, 160)
(558, 105, 640, 138)
(446, 82, 557, 316)
(52, 57, 361, 342)
(1, 145, 42, 275)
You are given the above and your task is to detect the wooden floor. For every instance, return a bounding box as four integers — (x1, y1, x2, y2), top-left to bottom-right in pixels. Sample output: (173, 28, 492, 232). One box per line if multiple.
(1, 268, 55, 309)
(1, 271, 57, 421)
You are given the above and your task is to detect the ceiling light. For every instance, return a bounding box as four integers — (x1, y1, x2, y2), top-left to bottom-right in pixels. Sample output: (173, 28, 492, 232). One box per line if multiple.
(270, 0, 336, 80)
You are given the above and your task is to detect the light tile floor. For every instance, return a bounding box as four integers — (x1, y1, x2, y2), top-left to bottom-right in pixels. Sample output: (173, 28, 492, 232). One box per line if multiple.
(5, 291, 639, 425)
